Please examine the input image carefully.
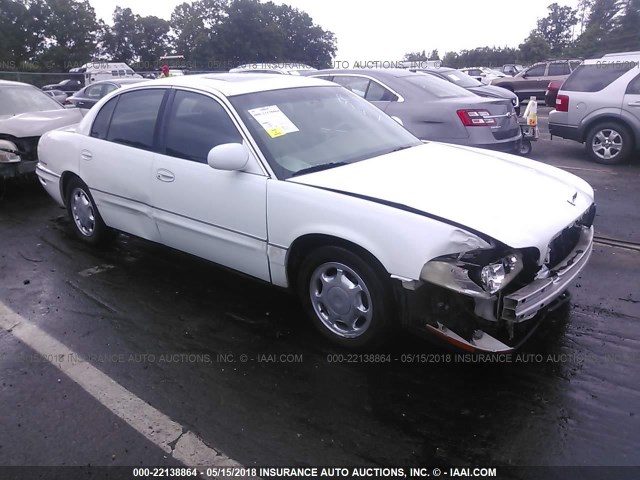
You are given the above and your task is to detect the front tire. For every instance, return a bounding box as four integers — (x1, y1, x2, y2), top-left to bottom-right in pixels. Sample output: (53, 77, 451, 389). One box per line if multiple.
(297, 246, 394, 349)
(66, 177, 114, 245)
(585, 122, 633, 165)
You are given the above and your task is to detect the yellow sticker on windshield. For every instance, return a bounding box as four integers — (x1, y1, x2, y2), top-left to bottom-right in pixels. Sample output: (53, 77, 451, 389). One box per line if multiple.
(267, 126, 285, 138)
(248, 105, 299, 138)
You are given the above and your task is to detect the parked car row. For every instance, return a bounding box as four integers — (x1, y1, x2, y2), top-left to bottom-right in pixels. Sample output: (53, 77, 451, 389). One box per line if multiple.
(492, 58, 583, 101)
(411, 67, 521, 115)
(301, 68, 522, 153)
(459, 67, 507, 85)
(34, 73, 596, 353)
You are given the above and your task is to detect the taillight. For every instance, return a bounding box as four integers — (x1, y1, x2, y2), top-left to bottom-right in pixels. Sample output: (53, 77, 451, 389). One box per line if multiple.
(556, 94, 569, 112)
(457, 109, 497, 127)
(547, 80, 561, 92)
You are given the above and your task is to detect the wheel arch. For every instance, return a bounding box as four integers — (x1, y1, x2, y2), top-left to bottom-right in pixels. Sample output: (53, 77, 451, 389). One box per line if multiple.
(285, 233, 391, 290)
(579, 114, 637, 146)
(59, 171, 83, 207)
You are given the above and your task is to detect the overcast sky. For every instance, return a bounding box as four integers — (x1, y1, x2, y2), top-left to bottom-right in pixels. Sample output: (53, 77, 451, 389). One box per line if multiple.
(88, 0, 578, 61)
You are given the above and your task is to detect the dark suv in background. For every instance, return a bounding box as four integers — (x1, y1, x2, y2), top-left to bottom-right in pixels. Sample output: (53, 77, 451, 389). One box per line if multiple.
(492, 59, 582, 101)
(549, 51, 640, 165)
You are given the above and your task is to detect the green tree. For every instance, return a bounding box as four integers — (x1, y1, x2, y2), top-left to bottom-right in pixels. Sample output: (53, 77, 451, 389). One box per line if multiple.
(105, 7, 139, 63)
(429, 49, 440, 60)
(0, 0, 50, 67)
(536, 3, 578, 55)
(36, 0, 101, 70)
(442, 51, 459, 67)
(572, 0, 622, 56)
(403, 50, 427, 61)
(608, 0, 640, 52)
(136, 16, 171, 65)
(170, 0, 229, 66)
(518, 32, 551, 64)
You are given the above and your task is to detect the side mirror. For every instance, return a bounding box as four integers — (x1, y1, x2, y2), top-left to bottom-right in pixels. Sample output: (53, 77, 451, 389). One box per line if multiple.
(207, 143, 249, 171)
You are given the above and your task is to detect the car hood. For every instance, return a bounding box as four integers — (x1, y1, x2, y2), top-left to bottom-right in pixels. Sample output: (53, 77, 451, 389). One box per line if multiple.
(0, 109, 83, 137)
(289, 142, 594, 251)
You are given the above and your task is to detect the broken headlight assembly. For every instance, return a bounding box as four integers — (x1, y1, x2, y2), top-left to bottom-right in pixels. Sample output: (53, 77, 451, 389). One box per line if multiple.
(0, 140, 21, 163)
(420, 249, 523, 297)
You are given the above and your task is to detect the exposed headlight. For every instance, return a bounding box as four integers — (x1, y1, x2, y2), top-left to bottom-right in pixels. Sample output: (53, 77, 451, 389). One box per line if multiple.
(480, 254, 522, 294)
(0, 140, 21, 163)
(421, 250, 523, 297)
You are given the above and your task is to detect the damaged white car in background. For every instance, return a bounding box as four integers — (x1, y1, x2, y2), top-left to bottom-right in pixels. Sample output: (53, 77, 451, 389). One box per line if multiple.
(1, 80, 82, 179)
(36, 74, 594, 352)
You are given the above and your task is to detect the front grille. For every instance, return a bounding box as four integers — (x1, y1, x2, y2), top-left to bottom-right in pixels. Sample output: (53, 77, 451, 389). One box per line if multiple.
(546, 203, 595, 269)
(547, 226, 581, 268)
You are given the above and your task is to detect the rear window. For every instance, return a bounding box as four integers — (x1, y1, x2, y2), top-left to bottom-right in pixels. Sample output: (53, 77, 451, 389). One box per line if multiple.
(404, 74, 475, 99)
(562, 64, 636, 92)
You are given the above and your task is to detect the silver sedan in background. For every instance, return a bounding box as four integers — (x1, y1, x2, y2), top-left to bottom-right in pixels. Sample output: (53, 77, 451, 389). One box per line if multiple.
(304, 69, 522, 154)
(412, 67, 521, 115)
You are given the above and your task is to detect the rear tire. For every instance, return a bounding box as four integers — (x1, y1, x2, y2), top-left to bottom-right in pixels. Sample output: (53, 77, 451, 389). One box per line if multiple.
(518, 139, 532, 156)
(296, 246, 394, 349)
(65, 177, 114, 246)
(585, 122, 633, 165)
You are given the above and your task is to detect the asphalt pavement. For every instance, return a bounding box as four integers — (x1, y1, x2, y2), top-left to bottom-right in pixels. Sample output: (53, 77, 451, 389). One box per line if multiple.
(1, 109, 639, 479)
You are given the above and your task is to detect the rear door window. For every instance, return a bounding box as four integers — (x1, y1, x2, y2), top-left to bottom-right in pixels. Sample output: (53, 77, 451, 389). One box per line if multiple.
(90, 97, 118, 139)
(106, 89, 165, 150)
(562, 64, 636, 92)
(365, 81, 398, 102)
(331, 76, 369, 98)
(548, 63, 571, 76)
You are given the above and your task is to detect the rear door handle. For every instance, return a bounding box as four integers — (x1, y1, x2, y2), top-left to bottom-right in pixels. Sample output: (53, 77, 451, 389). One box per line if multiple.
(80, 150, 92, 161)
(156, 169, 175, 182)
(627, 101, 640, 107)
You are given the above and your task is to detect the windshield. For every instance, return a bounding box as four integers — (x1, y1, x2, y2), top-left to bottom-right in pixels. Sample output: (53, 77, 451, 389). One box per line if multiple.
(404, 74, 475, 98)
(0, 85, 63, 115)
(441, 70, 482, 87)
(483, 68, 505, 76)
(230, 86, 421, 179)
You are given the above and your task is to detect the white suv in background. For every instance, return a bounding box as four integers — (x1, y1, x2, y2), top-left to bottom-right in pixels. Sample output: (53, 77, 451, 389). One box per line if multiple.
(549, 51, 640, 165)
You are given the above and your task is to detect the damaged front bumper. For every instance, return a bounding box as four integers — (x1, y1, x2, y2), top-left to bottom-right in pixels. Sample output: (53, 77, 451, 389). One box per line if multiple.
(403, 225, 593, 353)
(0, 138, 37, 178)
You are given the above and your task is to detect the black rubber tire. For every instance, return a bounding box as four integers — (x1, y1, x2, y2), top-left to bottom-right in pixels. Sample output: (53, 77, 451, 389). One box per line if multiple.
(518, 139, 532, 156)
(65, 176, 114, 246)
(585, 122, 633, 165)
(296, 246, 394, 350)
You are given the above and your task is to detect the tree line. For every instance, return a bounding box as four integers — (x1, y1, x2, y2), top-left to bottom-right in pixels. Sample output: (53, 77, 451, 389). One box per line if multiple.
(405, 0, 640, 68)
(0, 0, 337, 72)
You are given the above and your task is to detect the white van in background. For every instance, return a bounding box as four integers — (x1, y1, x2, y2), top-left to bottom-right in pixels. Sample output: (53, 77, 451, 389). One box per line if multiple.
(69, 62, 142, 85)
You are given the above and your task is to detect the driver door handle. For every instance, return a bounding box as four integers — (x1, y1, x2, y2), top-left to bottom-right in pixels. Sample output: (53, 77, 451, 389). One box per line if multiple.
(156, 169, 175, 182)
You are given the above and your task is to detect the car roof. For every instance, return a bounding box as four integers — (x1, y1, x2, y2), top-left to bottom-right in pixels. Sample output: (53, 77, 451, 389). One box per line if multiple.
(414, 67, 455, 73)
(304, 68, 419, 79)
(88, 78, 146, 86)
(147, 73, 331, 96)
(584, 51, 640, 64)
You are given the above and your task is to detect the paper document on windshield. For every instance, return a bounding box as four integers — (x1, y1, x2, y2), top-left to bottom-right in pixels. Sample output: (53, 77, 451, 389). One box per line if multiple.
(248, 105, 299, 138)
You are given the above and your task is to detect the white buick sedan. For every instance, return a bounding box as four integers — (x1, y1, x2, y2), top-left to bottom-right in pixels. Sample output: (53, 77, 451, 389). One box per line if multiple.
(36, 74, 595, 352)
